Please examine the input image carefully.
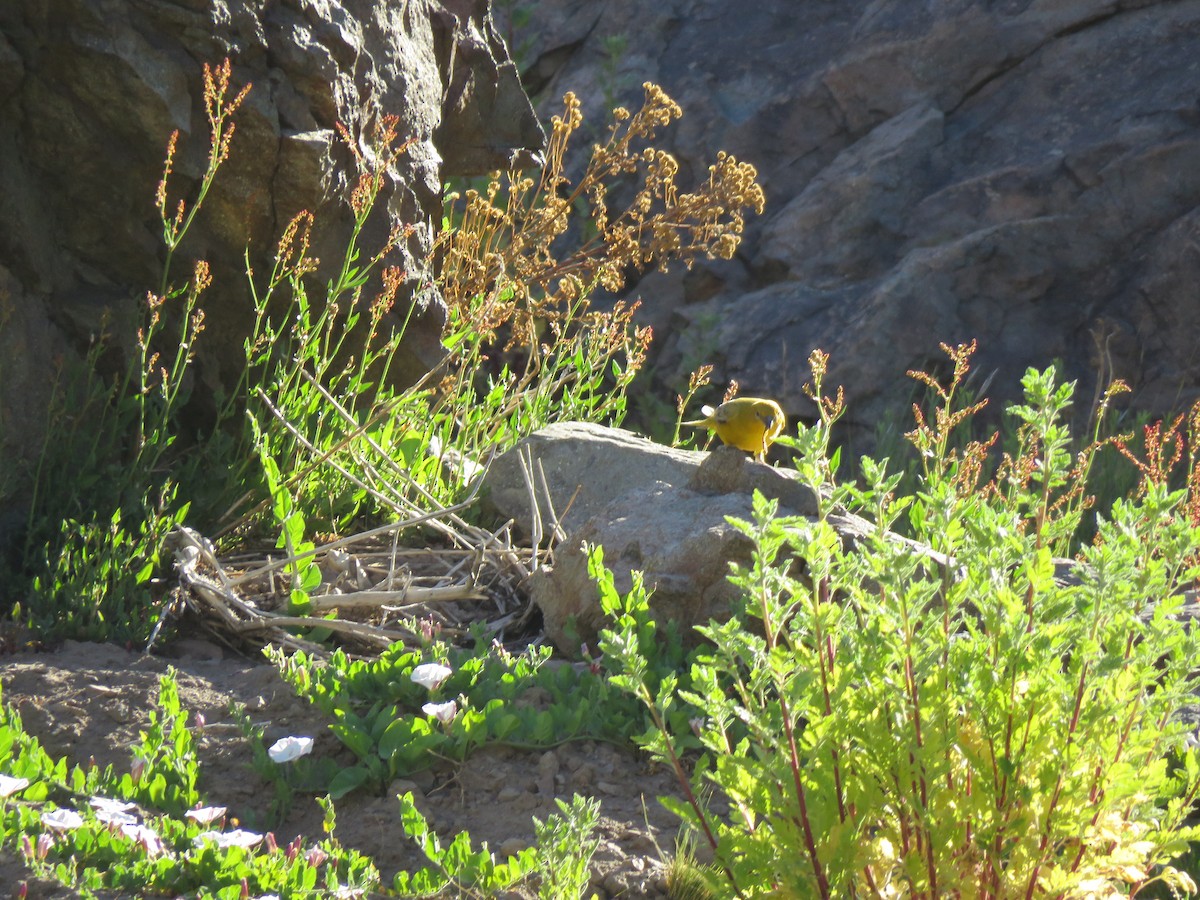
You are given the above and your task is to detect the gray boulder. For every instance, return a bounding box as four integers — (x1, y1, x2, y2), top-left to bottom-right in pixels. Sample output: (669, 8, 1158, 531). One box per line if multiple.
(485, 422, 823, 653)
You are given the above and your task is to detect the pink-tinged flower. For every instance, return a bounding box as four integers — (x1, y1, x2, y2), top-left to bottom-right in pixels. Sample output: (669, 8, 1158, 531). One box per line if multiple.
(193, 828, 264, 850)
(19, 835, 32, 860)
(0, 775, 30, 798)
(267, 735, 314, 763)
(41, 808, 83, 831)
(264, 831, 278, 853)
(422, 700, 457, 724)
(120, 823, 167, 858)
(410, 663, 452, 691)
(185, 805, 227, 825)
(285, 835, 304, 861)
(305, 845, 329, 868)
(35, 833, 54, 860)
(130, 757, 145, 784)
(193, 711, 206, 731)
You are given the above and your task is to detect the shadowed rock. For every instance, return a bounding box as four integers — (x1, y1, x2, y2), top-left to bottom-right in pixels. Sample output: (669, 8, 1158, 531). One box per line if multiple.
(510, 0, 1200, 443)
(0, 0, 544, 484)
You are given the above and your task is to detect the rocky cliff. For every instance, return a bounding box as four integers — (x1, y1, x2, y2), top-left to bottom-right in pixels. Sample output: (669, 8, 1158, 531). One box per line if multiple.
(510, 0, 1200, 440)
(0, 0, 542, 475)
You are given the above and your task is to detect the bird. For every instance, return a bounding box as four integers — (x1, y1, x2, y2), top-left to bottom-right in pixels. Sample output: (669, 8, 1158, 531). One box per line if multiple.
(684, 397, 786, 462)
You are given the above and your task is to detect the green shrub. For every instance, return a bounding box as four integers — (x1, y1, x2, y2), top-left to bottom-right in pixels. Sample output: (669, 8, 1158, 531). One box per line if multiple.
(604, 347, 1200, 898)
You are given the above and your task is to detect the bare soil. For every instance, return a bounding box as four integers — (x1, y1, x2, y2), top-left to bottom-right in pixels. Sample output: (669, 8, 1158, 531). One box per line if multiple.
(0, 638, 687, 898)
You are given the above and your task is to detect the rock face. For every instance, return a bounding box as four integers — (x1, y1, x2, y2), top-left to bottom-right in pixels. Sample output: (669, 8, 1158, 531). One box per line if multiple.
(508, 1, 1200, 440)
(484, 423, 822, 653)
(0, 0, 542, 480)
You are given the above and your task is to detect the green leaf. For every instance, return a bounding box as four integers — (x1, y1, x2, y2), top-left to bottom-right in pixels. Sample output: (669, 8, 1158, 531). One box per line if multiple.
(327, 765, 371, 799)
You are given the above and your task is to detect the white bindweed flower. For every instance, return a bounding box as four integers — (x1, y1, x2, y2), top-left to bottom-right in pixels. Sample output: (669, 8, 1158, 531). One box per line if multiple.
(193, 828, 264, 849)
(42, 808, 84, 831)
(0, 775, 30, 798)
(90, 797, 137, 821)
(120, 823, 167, 858)
(267, 735, 314, 763)
(92, 805, 138, 826)
(410, 663, 453, 691)
(185, 805, 227, 825)
(422, 700, 457, 724)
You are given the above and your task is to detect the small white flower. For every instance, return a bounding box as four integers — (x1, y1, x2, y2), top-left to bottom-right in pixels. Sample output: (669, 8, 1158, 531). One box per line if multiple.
(90, 797, 137, 815)
(0, 775, 30, 798)
(267, 735, 314, 763)
(193, 828, 263, 849)
(185, 805, 227, 825)
(93, 806, 138, 826)
(120, 822, 167, 858)
(42, 808, 84, 831)
(410, 663, 453, 691)
(422, 700, 458, 724)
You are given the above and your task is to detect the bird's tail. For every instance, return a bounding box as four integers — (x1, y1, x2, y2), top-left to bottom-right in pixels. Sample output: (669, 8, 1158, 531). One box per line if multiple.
(682, 405, 717, 427)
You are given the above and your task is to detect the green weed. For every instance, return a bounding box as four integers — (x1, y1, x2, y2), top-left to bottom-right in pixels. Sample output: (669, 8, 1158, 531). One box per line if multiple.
(533, 793, 602, 900)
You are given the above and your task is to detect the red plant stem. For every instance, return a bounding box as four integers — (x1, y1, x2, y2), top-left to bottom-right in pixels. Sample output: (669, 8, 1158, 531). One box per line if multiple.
(764, 557, 830, 897)
(814, 575, 847, 823)
(1023, 662, 1089, 899)
(779, 692, 832, 898)
(646, 699, 745, 897)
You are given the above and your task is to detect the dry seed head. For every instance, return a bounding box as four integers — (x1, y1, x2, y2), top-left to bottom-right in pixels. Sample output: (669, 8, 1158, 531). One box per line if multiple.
(373, 266, 405, 320)
(192, 259, 212, 294)
(276, 211, 317, 275)
(335, 121, 362, 161)
(156, 131, 179, 215)
(143, 352, 161, 386)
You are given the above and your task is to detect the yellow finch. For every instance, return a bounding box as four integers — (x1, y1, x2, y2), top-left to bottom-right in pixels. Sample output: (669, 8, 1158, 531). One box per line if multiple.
(684, 397, 786, 461)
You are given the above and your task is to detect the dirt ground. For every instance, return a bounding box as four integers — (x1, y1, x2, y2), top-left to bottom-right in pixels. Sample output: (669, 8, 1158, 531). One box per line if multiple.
(0, 638, 689, 898)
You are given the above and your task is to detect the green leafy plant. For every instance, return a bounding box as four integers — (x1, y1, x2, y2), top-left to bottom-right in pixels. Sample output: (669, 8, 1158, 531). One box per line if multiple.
(122, 669, 201, 816)
(7, 55, 766, 645)
(0, 677, 382, 897)
(391, 790, 536, 896)
(605, 346, 1200, 898)
(267, 627, 692, 798)
(9, 61, 241, 644)
(533, 793, 602, 900)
